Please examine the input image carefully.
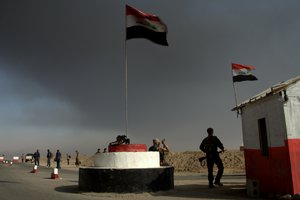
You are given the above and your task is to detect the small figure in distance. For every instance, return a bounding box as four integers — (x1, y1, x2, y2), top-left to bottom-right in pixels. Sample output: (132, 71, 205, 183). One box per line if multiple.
(66, 153, 71, 165)
(46, 149, 53, 167)
(149, 138, 170, 166)
(103, 148, 107, 153)
(75, 150, 81, 167)
(21, 153, 24, 163)
(33, 149, 40, 166)
(96, 148, 101, 154)
(55, 149, 61, 169)
(200, 127, 225, 188)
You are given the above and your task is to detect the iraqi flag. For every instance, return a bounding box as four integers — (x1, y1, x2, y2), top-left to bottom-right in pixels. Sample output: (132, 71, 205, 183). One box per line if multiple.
(126, 5, 168, 46)
(232, 63, 258, 82)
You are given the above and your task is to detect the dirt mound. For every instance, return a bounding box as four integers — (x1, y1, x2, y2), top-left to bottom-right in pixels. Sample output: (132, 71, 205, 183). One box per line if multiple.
(163, 150, 245, 174)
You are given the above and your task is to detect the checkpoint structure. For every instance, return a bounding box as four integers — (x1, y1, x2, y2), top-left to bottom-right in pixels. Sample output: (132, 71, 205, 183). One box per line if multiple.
(78, 135, 174, 193)
(233, 76, 300, 196)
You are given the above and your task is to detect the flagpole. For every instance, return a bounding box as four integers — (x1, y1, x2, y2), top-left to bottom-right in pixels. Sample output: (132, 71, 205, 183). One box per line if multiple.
(125, 7, 128, 136)
(232, 82, 239, 117)
(125, 43, 128, 136)
(231, 65, 239, 117)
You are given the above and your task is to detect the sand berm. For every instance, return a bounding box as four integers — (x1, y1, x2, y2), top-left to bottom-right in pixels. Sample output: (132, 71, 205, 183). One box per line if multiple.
(44, 150, 245, 174)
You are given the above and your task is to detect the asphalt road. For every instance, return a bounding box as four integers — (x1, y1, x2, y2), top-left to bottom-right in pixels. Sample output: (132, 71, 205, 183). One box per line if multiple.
(0, 162, 268, 200)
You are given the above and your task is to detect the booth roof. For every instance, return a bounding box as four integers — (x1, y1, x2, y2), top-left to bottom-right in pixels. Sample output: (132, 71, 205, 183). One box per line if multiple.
(232, 75, 300, 111)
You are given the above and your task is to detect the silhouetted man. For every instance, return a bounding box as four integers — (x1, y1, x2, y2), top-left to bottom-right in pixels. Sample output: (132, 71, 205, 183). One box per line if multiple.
(200, 128, 224, 188)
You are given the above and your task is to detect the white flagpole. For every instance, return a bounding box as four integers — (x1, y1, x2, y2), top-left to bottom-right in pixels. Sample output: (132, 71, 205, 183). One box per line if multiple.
(125, 7, 128, 136)
(231, 66, 239, 117)
(232, 82, 239, 116)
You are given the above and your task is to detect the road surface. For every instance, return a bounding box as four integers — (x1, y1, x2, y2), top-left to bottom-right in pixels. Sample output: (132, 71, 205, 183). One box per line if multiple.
(0, 162, 268, 200)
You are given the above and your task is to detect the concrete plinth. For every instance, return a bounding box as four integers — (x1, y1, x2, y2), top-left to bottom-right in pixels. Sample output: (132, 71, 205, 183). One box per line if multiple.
(78, 166, 174, 193)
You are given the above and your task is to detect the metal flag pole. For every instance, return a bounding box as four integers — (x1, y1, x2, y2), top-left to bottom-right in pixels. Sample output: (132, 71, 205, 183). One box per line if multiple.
(231, 65, 239, 117)
(124, 6, 128, 136)
(125, 43, 128, 136)
(232, 82, 239, 117)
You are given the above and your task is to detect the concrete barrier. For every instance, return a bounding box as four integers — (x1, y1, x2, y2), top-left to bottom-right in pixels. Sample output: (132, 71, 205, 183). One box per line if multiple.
(51, 168, 59, 179)
(31, 165, 38, 173)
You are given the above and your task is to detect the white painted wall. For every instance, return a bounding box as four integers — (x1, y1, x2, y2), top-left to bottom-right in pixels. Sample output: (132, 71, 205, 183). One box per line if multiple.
(241, 93, 287, 149)
(284, 83, 300, 139)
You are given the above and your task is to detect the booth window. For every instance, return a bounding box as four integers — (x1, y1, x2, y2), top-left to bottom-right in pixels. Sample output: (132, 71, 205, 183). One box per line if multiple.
(258, 118, 269, 156)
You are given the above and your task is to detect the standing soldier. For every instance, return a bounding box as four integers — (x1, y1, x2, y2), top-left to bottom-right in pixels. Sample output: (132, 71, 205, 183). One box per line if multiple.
(75, 150, 80, 167)
(149, 138, 169, 166)
(200, 128, 225, 188)
(33, 149, 40, 166)
(66, 154, 71, 165)
(55, 150, 61, 169)
(46, 149, 52, 167)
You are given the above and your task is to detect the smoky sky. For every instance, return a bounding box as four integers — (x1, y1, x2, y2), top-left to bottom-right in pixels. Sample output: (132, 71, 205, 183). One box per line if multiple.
(1, 0, 300, 156)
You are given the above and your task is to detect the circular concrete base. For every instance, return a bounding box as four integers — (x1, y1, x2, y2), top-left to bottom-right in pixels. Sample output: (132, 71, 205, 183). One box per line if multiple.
(93, 152, 160, 168)
(78, 166, 174, 193)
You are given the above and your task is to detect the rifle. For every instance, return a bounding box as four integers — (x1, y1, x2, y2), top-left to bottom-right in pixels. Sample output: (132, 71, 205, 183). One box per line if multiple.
(198, 156, 206, 167)
(198, 150, 224, 167)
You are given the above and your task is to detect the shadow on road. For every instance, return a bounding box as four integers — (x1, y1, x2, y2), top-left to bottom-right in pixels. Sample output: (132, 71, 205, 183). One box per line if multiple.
(0, 180, 20, 184)
(55, 184, 249, 199)
(55, 185, 79, 194)
(53, 180, 266, 200)
(151, 184, 250, 199)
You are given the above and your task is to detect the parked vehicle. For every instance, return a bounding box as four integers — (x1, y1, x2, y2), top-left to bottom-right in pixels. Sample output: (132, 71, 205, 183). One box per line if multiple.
(25, 153, 34, 163)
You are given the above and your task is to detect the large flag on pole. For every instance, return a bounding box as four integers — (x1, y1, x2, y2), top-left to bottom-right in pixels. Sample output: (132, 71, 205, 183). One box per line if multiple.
(232, 63, 258, 82)
(126, 5, 168, 46)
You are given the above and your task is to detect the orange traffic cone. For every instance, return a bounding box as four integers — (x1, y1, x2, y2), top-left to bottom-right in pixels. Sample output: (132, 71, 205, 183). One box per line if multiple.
(51, 168, 59, 179)
(31, 165, 38, 173)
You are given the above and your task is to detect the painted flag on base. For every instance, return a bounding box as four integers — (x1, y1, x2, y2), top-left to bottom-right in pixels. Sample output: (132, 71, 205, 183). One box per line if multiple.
(232, 63, 258, 82)
(126, 5, 168, 46)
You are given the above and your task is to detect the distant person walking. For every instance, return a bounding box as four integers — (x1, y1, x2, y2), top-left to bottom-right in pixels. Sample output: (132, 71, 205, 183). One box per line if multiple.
(66, 154, 71, 165)
(200, 128, 225, 188)
(46, 149, 53, 167)
(103, 148, 107, 153)
(75, 150, 80, 167)
(33, 149, 40, 166)
(55, 150, 62, 169)
(21, 154, 24, 163)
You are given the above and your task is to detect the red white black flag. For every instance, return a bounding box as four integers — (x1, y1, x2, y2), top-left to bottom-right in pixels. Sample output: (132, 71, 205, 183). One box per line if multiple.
(126, 5, 168, 46)
(232, 63, 258, 82)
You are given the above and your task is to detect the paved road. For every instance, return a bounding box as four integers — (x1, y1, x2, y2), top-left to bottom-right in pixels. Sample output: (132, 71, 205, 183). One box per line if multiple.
(0, 162, 268, 200)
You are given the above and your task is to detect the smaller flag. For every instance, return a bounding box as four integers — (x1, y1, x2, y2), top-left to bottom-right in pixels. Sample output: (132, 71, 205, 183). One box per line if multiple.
(126, 5, 168, 46)
(232, 63, 258, 82)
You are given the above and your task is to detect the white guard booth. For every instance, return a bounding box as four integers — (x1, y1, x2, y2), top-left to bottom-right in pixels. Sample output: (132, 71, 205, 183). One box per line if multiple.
(233, 76, 300, 196)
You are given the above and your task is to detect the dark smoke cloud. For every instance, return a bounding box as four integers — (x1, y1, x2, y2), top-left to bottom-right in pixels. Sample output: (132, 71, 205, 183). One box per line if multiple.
(1, 0, 300, 155)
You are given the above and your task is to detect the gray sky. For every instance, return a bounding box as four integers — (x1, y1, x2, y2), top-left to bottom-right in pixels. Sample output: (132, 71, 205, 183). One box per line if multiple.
(1, 0, 300, 157)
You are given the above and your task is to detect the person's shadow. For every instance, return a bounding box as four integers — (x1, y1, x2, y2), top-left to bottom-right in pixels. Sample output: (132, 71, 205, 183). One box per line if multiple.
(151, 183, 249, 199)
